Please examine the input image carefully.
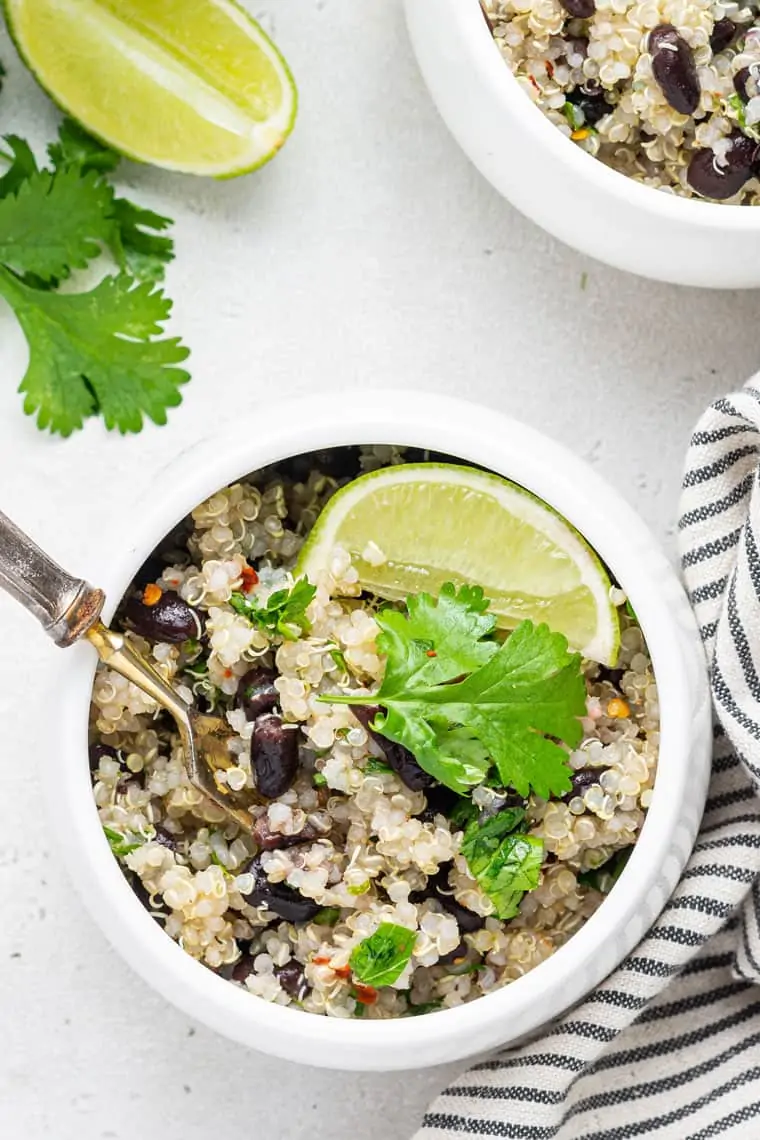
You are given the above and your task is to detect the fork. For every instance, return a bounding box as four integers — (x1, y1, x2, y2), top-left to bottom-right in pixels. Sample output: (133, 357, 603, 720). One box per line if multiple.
(0, 508, 256, 831)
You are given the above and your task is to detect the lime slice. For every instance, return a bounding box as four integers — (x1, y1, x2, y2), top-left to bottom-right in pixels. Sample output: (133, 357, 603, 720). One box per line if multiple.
(297, 463, 620, 665)
(4, 0, 296, 175)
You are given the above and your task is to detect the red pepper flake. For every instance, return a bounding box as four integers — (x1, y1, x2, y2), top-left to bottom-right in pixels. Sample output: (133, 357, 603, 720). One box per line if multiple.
(333, 964, 352, 979)
(241, 566, 259, 593)
(546, 60, 554, 78)
(528, 74, 541, 94)
(142, 583, 163, 607)
(426, 649, 437, 658)
(313, 955, 332, 966)
(353, 983, 378, 1005)
(223, 668, 233, 679)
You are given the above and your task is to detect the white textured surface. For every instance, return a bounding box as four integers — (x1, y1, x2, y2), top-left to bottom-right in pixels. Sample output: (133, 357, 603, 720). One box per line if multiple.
(0, 1, 754, 1137)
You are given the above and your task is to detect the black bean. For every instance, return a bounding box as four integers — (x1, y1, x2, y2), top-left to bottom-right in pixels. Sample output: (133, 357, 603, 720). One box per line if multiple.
(411, 868, 485, 934)
(438, 941, 469, 967)
(566, 86, 611, 127)
(124, 589, 202, 644)
(687, 136, 759, 200)
(89, 742, 120, 772)
(231, 952, 255, 984)
(733, 66, 760, 104)
(560, 0, 595, 17)
(562, 768, 600, 802)
(418, 785, 463, 824)
(239, 856, 321, 923)
(649, 25, 700, 115)
(154, 824, 179, 853)
(237, 667, 279, 721)
(252, 814, 321, 851)
(251, 714, 300, 800)
(351, 706, 435, 792)
(275, 960, 309, 1000)
(710, 18, 736, 53)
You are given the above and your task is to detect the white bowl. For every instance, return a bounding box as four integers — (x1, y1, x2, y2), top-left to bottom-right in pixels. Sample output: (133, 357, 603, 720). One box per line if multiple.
(51, 391, 710, 1070)
(405, 0, 760, 288)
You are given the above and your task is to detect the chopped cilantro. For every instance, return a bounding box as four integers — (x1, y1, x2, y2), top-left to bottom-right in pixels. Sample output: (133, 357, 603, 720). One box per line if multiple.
(364, 756, 394, 776)
(323, 586, 586, 798)
(461, 810, 543, 919)
(349, 923, 416, 987)
(329, 647, 349, 673)
(313, 907, 341, 926)
(407, 1000, 443, 1016)
(103, 825, 142, 858)
(312, 772, 328, 788)
(348, 881, 370, 896)
(563, 100, 585, 131)
(229, 578, 316, 641)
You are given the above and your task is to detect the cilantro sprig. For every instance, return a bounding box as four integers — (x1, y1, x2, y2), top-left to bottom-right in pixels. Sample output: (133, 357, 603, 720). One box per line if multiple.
(323, 585, 586, 799)
(0, 117, 188, 436)
(229, 579, 316, 641)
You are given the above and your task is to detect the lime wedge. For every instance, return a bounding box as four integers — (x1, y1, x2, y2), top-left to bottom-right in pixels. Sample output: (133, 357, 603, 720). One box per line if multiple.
(4, 0, 296, 175)
(297, 463, 620, 665)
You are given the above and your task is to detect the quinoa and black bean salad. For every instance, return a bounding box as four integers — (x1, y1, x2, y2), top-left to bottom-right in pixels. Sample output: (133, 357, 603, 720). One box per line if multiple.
(483, 0, 760, 201)
(90, 448, 659, 1020)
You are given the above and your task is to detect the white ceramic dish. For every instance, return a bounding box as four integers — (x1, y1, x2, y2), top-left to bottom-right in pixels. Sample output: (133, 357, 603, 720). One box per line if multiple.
(51, 391, 710, 1070)
(405, 0, 760, 288)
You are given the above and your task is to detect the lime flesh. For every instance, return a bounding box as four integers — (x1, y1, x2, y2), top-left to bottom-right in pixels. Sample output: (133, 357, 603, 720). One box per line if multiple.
(297, 463, 620, 665)
(4, 0, 297, 175)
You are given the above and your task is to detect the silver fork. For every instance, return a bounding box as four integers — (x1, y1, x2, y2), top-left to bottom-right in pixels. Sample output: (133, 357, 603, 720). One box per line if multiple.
(0, 508, 256, 831)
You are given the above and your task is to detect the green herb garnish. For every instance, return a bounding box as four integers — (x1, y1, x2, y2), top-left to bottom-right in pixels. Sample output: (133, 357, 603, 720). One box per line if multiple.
(461, 810, 542, 919)
(407, 1000, 443, 1016)
(323, 585, 586, 798)
(329, 647, 349, 673)
(0, 119, 188, 436)
(348, 881, 370, 896)
(312, 907, 341, 925)
(312, 772, 328, 788)
(578, 847, 632, 894)
(103, 825, 142, 858)
(229, 578, 316, 641)
(364, 756, 394, 776)
(563, 100, 585, 131)
(349, 922, 416, 987)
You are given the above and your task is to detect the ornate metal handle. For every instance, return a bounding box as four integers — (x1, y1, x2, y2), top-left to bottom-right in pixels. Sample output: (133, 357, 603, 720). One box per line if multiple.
(0, 508, 105, 647)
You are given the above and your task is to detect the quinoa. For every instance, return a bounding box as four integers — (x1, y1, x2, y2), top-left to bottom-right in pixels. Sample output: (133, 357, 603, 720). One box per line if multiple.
(89, 448, 659, 1019)
(483, 0, 760, 202)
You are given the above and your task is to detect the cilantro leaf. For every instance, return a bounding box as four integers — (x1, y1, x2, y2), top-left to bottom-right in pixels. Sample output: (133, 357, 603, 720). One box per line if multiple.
(111, 197, 174, 283)
(48, 119, 174, 283)
(0, 268, 190, 436)
(326, 587, 586, 798)
(229, 579, 317, 641)
(349, 923, 416, 987)
(103, 825, 142, 858)
(0, 136, 38, 199)
(376, 582, 498, 690)
(48, 117, 121, 175)
(461, 813, 543, 919)
(0, 165, 113, 282)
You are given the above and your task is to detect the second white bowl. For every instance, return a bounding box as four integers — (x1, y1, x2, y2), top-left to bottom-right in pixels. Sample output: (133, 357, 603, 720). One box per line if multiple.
(405, 0, 760, 288)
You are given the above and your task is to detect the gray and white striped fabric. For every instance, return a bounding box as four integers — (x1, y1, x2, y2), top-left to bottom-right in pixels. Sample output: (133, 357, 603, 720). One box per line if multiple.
(415, 379, 760, 1140)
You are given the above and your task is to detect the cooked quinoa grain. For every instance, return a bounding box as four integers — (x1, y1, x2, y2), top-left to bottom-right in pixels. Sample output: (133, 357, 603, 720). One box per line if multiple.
(484, 0, 760, 201)
(89, 448, 659, 1018)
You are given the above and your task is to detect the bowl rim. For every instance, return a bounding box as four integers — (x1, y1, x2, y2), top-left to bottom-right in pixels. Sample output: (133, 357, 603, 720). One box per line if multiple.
(52, 390, 710, 1068)
(446, 0, 760, 230)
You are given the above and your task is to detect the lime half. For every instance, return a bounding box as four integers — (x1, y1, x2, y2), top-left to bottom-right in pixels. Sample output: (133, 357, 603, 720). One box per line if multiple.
(297, 463, 620, 665)
(4, 0, 297, 175)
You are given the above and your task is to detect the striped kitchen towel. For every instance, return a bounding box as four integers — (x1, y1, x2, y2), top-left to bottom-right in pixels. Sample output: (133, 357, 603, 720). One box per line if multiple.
(416, 379, 760, 1140)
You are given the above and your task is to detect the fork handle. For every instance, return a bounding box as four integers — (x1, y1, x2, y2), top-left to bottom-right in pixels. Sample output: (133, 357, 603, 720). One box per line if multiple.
(0, 508, 105, 647)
